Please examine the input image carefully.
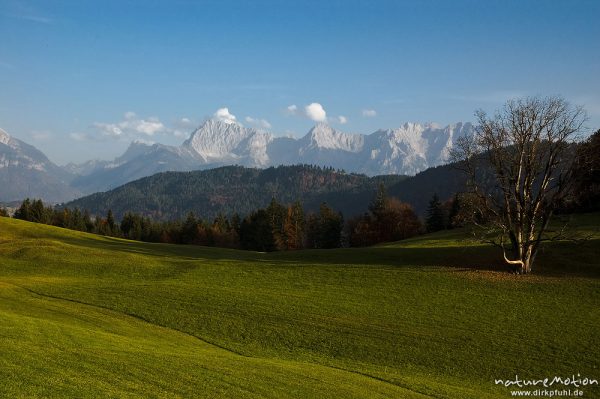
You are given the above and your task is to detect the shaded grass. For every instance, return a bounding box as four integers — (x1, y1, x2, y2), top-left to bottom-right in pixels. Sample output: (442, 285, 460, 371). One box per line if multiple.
(0, 215, 599, 398)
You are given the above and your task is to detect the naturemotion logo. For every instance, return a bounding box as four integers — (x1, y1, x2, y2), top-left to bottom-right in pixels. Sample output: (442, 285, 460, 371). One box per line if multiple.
(494, 374, 597, 397)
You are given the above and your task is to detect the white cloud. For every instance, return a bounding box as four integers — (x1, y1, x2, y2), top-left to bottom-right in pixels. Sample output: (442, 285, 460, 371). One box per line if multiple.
(88, 112, 200, 142)
(93, 122, 123, 137)
(285, 102, 328, 122)
(305, 103, 327, 122)
(285, 104, 298, 115)
(245, 116, 272, 129)
(214, 107, 237, 124)
(338, 115, 348, 124)
(133, 118, 164, 135)
(92, 112, 167, 139)
(362, 109, 377, 118)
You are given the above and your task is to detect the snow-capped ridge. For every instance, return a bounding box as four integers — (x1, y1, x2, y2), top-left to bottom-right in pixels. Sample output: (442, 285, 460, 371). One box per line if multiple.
(0, 128, 13, 146)
(303, 123, 364, 152)
(67, 120, 474, 194)
(177, 119, 471, 174)
(183, 119, 273, 163)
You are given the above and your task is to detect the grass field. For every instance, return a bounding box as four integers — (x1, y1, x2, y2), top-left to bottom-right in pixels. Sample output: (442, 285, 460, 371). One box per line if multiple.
(0, 215, 599, 398)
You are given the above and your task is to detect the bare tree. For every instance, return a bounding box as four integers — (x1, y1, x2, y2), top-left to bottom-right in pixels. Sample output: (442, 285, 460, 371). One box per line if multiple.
(453, 96, 587, 274)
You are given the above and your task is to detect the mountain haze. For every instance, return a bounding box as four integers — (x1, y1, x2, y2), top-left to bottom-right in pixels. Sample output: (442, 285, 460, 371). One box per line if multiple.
(0, 128, 80, 202)
(70, 141, 202, 194)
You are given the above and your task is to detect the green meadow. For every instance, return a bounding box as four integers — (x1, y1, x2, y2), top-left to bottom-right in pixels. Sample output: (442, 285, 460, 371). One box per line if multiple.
(0, 215, 598, 398)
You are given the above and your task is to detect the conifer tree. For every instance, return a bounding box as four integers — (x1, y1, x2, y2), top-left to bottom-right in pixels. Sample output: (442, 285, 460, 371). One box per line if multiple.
(181, 212, 199, 244)
(106, 209, 116, 233)
(425, 193, 445, 233)
(14, 198, 32, 221)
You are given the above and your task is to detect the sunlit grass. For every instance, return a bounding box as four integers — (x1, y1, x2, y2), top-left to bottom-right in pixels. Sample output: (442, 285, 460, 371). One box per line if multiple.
(0, 215, 598, 398)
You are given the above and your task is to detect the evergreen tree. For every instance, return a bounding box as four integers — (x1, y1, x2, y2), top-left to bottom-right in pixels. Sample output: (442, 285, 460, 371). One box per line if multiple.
(368, 183, 387, 218)
(240, 209, 276, 251)
(70, 208, 86, 231)
(307, 203, 343, 249)
(425, 193, 445, 232)
(83, 210, 94, 232)
(14, 198, 32, 221)
(181, 212, 199, 244)
(230, 213, 241, 235)
(106, 209, 116, 233)
(30, 199, 49, 223)
(367, 184, 387, 242)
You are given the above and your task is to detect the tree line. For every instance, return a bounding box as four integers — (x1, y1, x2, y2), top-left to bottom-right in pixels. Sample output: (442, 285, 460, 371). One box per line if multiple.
(1, 187, 463, 250)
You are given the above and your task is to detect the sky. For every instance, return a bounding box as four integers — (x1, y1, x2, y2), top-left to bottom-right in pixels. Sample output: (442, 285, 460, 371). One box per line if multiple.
(1, 0, 599, 164)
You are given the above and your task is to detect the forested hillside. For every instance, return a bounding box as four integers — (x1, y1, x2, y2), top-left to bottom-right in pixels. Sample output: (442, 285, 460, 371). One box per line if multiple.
(388, 163, 469, 215)
(66, 165, 407, 220)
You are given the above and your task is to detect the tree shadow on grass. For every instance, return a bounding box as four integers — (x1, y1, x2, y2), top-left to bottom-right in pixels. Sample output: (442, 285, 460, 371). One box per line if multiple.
(55, 233, 268, 262)
(51, 231, 600, 278)
(270, 239, 600, 278)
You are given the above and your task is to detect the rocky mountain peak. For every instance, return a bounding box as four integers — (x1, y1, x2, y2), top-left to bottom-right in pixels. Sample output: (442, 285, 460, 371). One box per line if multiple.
(0, 128, 13, 146)
(304, 123, 364, 152)
(183, 119, 265, 160)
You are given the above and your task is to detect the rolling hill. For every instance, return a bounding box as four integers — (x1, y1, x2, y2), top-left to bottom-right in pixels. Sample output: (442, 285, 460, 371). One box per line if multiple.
(0, 215, 598, 398)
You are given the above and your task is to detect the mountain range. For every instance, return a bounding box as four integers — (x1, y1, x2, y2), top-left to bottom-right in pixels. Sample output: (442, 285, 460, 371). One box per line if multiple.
(0, 120, 473, 203)
(0, 128, 80, 202)
(69, 119, 473, 194)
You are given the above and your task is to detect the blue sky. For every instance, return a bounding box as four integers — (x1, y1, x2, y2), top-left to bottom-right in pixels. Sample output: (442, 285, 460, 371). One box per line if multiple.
(1, 0, 599, 164)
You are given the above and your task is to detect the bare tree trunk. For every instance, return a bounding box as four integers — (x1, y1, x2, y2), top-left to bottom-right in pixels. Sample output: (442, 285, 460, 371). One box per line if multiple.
(452, 96, 587, 274)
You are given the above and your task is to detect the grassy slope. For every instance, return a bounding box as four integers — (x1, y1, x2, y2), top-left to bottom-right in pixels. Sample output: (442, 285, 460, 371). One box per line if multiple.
(0, 215, 599, 398)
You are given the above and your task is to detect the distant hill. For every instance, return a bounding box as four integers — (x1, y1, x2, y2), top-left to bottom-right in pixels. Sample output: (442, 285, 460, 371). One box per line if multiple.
(66, 165, 408, 220)
(388, 162, 469, 215)
(0, 128, 81, 203)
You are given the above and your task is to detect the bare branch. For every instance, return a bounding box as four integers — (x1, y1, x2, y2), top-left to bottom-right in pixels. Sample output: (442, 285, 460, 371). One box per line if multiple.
(456, 96, 588, 274)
